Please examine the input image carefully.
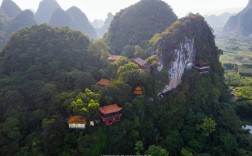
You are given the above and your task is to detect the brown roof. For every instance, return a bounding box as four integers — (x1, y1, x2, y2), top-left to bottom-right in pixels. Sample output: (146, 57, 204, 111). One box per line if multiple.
(98, 104, 122, 115)
(134, 57, 148, 66)
(67, 116, 87, 124)
(195, 61, 209, 67)
(133, 57, 151, 69)
(97, 79, 111, 86)
(108, 55, 122, 62)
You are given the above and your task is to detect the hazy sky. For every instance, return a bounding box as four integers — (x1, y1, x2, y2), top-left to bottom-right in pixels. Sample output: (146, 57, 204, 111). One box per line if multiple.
(1, 0, 249, 21)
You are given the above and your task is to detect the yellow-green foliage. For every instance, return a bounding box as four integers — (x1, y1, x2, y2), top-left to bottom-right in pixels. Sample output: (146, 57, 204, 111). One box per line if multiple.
(71, 88, 101, 117)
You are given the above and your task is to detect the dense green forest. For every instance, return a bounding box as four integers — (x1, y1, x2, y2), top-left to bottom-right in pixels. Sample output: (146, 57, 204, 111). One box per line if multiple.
(0, 0, 252, 155)
(0, 13, 251, 156)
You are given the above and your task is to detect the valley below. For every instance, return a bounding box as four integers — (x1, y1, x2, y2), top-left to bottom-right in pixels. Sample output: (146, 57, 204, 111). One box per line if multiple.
(216, 34, 252, 130)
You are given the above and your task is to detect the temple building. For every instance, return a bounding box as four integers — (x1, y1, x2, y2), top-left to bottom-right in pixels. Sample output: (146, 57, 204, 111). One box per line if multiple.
(97, 79, 111, 86)
(108, 55, 122, 63)
(133, 57, 151, 70)
(98, 104, 123, 126)
(134, 87, 143, 96)
(67, 116, 87, 129)
(194, 61, 210, 74)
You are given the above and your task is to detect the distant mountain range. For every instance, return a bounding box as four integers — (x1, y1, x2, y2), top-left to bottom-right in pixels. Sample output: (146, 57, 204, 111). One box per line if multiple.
(0, 1, 37, 48)
(224, 0, 252, 36)
(35, 0, 61, 24)
(1, 0, 21, 18)
(94, 13, 114, 38)
(0, 0, 113, 41)
(92, 19, 104, 29)
(204, 12, 234, 28)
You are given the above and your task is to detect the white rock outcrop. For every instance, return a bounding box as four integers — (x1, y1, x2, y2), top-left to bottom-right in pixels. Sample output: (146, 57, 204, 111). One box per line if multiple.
(158, 37, 195, 94)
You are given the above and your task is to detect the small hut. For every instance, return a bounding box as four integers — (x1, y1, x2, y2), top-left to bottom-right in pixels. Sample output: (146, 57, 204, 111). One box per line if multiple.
(67, 116, 87, 129)
(108, 55, 122, 62)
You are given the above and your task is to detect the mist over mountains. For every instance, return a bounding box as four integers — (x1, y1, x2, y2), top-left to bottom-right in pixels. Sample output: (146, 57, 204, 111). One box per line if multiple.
(204, 12, 234, 28)
(0, 0, 114, 42)
(224, 0, 252, 36)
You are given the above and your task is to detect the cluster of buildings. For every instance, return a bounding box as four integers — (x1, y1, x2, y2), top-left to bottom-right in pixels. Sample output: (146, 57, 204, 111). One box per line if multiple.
(67, 55, 210, 129)
(67, 86, 142, 129)
(67, 55, 146, 129)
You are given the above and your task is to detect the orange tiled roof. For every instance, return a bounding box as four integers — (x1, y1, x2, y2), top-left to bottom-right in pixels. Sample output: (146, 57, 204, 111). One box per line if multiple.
(108, 55, 122, 62)
(98, 104, 122, 115)
(134, 87, 143, 95)
(67, 116, 87, 124)
(134, 91, 143, 95)
(135, 87, 142, 91)
(97, 79, 111, 86)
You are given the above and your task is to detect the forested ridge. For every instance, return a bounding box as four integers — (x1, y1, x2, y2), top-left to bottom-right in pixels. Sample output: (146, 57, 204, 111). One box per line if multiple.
(0, 0, 251, 156)
(107, 0, 177, 53)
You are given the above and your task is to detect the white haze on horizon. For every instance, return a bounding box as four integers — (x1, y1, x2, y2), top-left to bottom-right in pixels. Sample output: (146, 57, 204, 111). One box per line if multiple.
(0, 0, 248, 21)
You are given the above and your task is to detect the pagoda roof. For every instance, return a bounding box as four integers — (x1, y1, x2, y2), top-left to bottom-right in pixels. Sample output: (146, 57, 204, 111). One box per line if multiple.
(98, 104, 122, 115)
(97, 79, 111, 86)
(67, 116, 86, 124)
(134, 90, 143, 95)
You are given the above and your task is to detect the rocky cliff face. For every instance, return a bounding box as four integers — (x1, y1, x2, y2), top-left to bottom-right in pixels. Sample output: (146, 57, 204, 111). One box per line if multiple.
(159, 38, 195, 93)
(153, 14, 217, 94)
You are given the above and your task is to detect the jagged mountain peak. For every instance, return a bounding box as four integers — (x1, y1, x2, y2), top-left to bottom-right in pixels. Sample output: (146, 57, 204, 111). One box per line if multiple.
(10, 9, 37, 31)
(35, 0, 61, 24)
(66, 6, 89, 20)
(49, 8, 72, 27)
(67, 6, 97, 39)
(1, 0, 22, 18)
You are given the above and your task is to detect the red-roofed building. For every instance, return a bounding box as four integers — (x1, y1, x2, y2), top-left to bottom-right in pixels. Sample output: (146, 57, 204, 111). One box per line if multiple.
(98, 104, 123, 126)
(97, 79, 111, 86)
(108, 55, 122, 62)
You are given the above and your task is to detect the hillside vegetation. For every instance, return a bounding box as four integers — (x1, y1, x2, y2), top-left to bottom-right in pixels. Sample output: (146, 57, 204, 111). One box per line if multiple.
(107, 0, 177, 53)
(0, 13, 251, 155)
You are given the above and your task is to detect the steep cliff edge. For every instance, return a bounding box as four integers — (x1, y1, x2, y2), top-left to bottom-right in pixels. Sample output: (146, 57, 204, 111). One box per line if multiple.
(151, 14, 221, 93)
